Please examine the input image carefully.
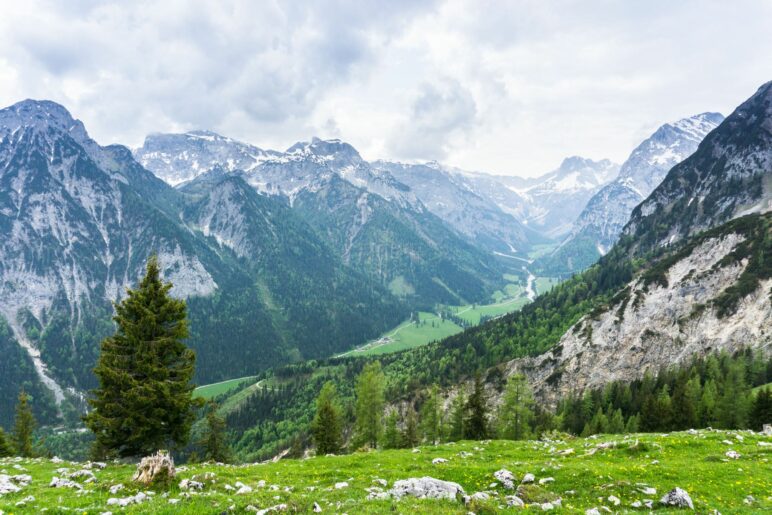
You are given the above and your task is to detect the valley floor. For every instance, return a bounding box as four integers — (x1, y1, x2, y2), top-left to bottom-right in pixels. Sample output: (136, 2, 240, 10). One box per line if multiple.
(1, 429, 769, 513)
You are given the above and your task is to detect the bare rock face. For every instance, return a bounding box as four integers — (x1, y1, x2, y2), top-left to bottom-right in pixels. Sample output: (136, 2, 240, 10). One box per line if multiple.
(388, 477, 466, 501)
(506, 232, 771, 407)
(132, 451, 175, 486)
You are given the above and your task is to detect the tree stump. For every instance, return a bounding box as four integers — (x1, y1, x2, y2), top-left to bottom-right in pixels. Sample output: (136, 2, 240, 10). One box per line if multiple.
(132, 451, 175, 486)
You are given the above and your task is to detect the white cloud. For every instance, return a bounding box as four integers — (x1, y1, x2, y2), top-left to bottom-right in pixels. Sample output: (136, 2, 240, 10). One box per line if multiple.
(0, 0, 770, 176)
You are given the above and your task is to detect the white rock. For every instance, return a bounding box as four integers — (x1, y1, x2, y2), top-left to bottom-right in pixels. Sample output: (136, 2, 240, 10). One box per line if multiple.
(334, 481, 349, 489)
(660, 487, 694, 510)
(541, 502, 555, 510)
(521, 473, 535, 484)
(631, 500, 642, 508)
(506, 495, 525, 507)
(638, 486, 656, 495)
(725, 450, 741, 459)
(236, 485, 253, 495)
(494, 468, 516, 489)
(373, 478, 388, 487)
(585, 509, 601, 515)
(49, 476, 83, 490)
(608, 495, 620, 505)
(179, 478, 204, 490)
(538, 477, 555, 485)
(388, 477, 466, 501)
(432, 458, 448, 465)
(169, 498, 180, 505)
(465, 491, 490, 504)
(313, 501, 322, 512)
(109, 484, 124, 494)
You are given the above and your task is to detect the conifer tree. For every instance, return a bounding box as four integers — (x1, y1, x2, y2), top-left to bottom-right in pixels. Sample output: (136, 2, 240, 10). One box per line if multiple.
(402, 405, 419, 448)
(199, 401, 230, 462)
(420, 385, 442, 445)
(608, 408, 625, 433)
(382, 410, 401, 449)
(448, 390, 466, 441)
(13, 391, 36, 457)
(464, 373, 488, 440)
(624, 413, 639, 433)
(497, 374, 534, 440)
(750, 387, 772, 431)
(353, 361, 385, 449)
(311, 382, 342, 455)
(0, 427, 13, 457)
(85, 255, 199, 457)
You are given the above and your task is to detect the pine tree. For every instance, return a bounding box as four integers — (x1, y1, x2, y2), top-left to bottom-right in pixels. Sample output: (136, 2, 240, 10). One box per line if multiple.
(448, 390, 466, 441)
(655, 385, 673, 430)
(700, 379, 718, 426)
(716, 362, 750, 429)
(402, 405, 419, 448)
(353, 361, 385, 449)
(497, 374, 534, 440)
(199, 401, 230, 462)
(0, 427, 13, 457)
(382, 410, 401, 449)
(311, 382, 342, 455)
(589, 407, 609, 435)
(13, 391, 36, 457)
(84, 255, 199, 457)
(420, 385, 442, 445)
(624, 414, 639, 433)
(464, 373, 488, 440)
(608, 408, 625, 434)
(749, 387, 772, 431)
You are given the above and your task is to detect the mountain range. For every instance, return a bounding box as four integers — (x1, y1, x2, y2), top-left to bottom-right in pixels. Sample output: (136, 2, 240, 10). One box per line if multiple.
(218, 81, 771, 460)
(2, 80, 766, 430)
(536, 112, 724, 275)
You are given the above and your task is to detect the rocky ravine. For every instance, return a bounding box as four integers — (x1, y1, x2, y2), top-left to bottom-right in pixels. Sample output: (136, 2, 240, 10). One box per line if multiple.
(507, 231, 771, 406)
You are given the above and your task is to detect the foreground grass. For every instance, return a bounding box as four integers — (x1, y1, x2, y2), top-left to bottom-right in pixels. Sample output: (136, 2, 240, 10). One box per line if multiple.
(1, 430, 770, 513)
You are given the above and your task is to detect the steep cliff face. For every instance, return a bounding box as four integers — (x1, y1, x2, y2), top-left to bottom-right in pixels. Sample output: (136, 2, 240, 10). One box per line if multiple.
(506, 216, 771, 406)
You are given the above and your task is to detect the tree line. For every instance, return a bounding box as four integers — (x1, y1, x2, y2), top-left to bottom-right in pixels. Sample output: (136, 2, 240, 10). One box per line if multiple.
(310, 350, 771, 454)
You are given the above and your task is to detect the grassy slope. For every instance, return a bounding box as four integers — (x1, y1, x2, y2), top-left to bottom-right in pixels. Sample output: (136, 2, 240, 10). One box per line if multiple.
(2, 430, 769, 514)
(194, 377, 257, 400)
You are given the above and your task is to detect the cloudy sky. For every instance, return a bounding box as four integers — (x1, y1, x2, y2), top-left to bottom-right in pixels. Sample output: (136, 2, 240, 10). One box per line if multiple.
(0, 0, 770, 176)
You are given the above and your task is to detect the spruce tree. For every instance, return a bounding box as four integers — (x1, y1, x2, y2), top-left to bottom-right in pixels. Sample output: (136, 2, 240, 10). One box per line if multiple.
(420, 385, 442, 445)
(464, 373, 488, 440)
(0, 427, 13, 457)
(402, 405, 419, 448)
(497, 374, 534, 440)
(353, 361, 385, 449)
(448, 390, 466, 441)
(608, 408, 625, 433)
(382, 410, 401, 449)
(311, 382, 342, 455)
(749, 387, 772, 431)
(85, 255, 199, 457)
(13, 390, 36, 457)
(199, 401, 230, 462)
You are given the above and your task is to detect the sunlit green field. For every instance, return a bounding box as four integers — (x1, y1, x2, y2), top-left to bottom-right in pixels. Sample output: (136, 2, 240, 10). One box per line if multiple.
(194, 377, 257, 400)
(338, 311, 464, 357)
(2, 430, 769, 513)
(339, 274, 560, 358)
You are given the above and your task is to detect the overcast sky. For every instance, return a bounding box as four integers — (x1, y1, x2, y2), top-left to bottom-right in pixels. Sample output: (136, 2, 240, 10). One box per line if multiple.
(0, 0, 770, 176)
